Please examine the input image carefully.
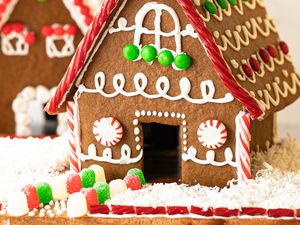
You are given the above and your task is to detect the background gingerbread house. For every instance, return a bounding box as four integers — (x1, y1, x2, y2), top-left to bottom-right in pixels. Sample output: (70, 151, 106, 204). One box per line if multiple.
(0, 0, 101, 136)
(46, 0, 300, 186)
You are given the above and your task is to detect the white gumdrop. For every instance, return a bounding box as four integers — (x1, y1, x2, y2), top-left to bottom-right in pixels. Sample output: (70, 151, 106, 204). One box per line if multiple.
(7, 191, 29, 216)
(50, 175, 69, 200)
(67, 193, 87, 218)
(36, 85, 50, 104)
(89, 164, 106, 183)
(109, 179, 127, 198)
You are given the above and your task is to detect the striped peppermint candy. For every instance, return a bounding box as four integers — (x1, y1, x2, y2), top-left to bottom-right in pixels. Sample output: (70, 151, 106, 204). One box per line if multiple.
(93, 117, 123, 147)
(197, 120, 227, 149)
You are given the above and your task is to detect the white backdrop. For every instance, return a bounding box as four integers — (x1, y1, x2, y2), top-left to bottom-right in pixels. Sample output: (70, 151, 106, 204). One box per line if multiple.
(265, 0, 300, 138)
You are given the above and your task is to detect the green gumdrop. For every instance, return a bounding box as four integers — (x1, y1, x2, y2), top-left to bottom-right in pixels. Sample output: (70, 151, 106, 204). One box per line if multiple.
(227, 0, 237, 6)
(217, 0, 228, 9)
(123, 44, 139, 61)
(81, 168, 96, 188)
(127, 168, 146, 186)
(204, 0, 217, 14)
(93, 182, 110, 204)
(174, 54, 192, 70)
(157, 50, 174, 66)
(36, 182, 53, 205)
(141, 45, 157, 62)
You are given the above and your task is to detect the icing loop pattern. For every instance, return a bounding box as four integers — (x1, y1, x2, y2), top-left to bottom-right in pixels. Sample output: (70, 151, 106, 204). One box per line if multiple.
(182, 146, 237, 167)
(78, 72, 234, 105)
(214, 16, 277, 52)
(79, 144, 143, 165)
(250, 70, 300, 111)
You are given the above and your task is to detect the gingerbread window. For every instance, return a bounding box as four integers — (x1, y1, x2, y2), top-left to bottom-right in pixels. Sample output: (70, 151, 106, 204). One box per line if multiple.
(41, 24, 78, 58)
(1, 23, 36, 56)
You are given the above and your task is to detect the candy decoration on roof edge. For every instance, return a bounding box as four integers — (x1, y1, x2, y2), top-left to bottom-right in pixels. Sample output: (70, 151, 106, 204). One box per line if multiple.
(197, 120, 228, 149)
(93, 117, 123, 147)
(67, 101, 80, 172)
(235, 111, 251, 183)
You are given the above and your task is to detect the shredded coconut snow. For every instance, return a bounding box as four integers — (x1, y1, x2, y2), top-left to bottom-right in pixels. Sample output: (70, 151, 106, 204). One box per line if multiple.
(0, 134, 69, 201)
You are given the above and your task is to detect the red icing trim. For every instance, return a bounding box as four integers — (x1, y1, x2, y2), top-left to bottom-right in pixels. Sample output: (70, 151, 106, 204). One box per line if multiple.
(89, 205, 110, 214)
(214, 208, 239, 217)
(268, 209, 295, 218)
(42, 25, 78, 37)
(241, 207, 267, 216)
(167, 206, 189, 215)
(111, 205, 135, 215)
(136, 206, 166, 215)
(296, 209, 300, 218)
(191, 206, 213, 216)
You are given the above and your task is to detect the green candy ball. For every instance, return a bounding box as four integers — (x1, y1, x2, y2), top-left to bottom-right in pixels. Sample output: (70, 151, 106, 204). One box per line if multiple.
(36, 0, 47, 2)
(36, 182, 53, 205)
(174, 54, 192, 70)
(227, 0, 237, 6)
(157, 50, 174, 66)
(123, 44, 139, 61)
(81, 168, 96, 188)
(93, 182, 110, 204)
(217, 0, 228, 9)
(141, 45, 157, 62)
(127, 168, 146, 186)
(204, 0, 217, 14)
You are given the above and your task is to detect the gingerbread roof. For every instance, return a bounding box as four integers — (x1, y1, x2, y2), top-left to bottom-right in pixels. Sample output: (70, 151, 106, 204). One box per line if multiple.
(0, 0, 103, 33)
(45, 0, 300, 120)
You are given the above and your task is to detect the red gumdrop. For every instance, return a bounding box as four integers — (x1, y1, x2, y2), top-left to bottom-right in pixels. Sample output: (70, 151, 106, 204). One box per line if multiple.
(3, 0, 11, 4)
(0, 4, 6, 13)
(21, 184, 40, 210)
(81, 188, 98, 208)
(80, 6, 90, 16)
(1, 24, 12, 35)
(41, 25, 53, 37)
(242, 64, 253, 78)
(54, 26, 64, 36)
(124, 174, 141, 191)
(66, 173, 82, 194)
(249, 57, 260, 72)
(259, 48, 270, 64)
(66, 25, 78, 35)
(12, 22, 24, 33)
(267, 45, 278, 58)
(25, 32, 36, 45)
(279, 41, 289, 55)
(74, 0, 83, 6)
(84, 15, 93, 26)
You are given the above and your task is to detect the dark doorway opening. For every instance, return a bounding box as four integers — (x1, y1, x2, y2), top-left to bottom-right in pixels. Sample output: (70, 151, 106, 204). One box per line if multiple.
(44, 113, 58, 135)
(142, 123, 181, 183)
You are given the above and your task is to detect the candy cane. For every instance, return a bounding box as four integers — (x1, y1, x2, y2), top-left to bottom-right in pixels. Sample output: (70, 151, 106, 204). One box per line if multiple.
(235, 111, 251, 183)
(67, 101, 80, 172)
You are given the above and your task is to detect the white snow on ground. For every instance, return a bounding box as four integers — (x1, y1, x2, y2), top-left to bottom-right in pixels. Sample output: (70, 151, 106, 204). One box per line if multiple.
(0, 134, 69, 201)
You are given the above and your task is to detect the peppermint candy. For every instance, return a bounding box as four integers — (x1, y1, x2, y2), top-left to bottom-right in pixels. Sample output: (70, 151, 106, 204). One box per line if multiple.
(93, 117, 123, 147)
(197, 120, 227, 149)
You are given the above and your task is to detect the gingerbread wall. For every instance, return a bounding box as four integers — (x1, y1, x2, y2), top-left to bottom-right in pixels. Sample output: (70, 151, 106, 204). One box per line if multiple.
(0, 0, 83, 134)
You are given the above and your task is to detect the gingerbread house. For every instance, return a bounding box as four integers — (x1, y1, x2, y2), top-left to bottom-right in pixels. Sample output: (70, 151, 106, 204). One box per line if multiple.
(0, 0, 101, 136)
(46, 0, 300, 186)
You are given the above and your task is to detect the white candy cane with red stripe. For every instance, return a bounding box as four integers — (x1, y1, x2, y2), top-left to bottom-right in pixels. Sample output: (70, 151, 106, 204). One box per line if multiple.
(235, 111, 251, 183)
(66, 101, 80, 172)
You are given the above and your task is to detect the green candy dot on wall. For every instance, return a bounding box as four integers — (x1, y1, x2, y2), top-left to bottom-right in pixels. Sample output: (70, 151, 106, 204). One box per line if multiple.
(157, 50, 174, 66)
(141, 45, 157, 62)
(36, 0, 48, 2)
(123, 44, 139, 61)
(227, 0, 237, 6)
(217, 0, 228, 9)
(204, 0, 217, 14)
(174, 54, 192, 70)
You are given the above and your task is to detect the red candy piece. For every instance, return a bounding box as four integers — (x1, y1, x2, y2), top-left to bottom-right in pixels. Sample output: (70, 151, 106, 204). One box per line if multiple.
(66, 173, 82, 194)
(214, 207, 239, 217)
(25, 32, 36, 45)
(242, 64, 253, 78)
(268, 208, 295, 218)
(136, 206, 166, 215)
(84, 15, 93, 25)
(249, 57, 260, 72)
(66, 25, 78, 35)
(124, 174, 141, 191)
(74, 0, 83, 6)
(296, 209, 300, 218)
(167, 206, 189, 215)
(259, 48, 270, 64)
(89, 205, 110, 214)
(3, 0, 11, 3)
(241, 207, 267, 216)
(81, 188, 98, 209)
(54, 26, 64, 36)
(279, 41, 289, 55)
(42, 26, 53, 37)
(80, 6, 90, 16)
(267, 45, 278, 58)
(191, 206, 213, 216)
(111, 205, 135, 215)
(1, 24, 12, 35)
(12, 23, 24, 33)
(21, 184, 39, 210)
(0, 4, 6, 13)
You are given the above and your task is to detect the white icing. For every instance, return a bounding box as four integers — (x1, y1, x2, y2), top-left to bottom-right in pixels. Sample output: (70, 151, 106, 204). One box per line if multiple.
(78, 72, 234, 105)
(12, 86, 67, 136)
(44, 24, 76, 58)
(0, 0, 19, 28)
(182, 146, 236, 167)
(108, 2, 198, 53)
(79, 144, 143, 165)
(1, 29, 30, 56)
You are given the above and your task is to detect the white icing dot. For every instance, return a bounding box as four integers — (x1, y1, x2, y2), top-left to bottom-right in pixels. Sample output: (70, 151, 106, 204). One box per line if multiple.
(171, 112, 175, 117)
(152, 111, 157, 116)
(147, 111, 152, 116)
(44, 205, 51, 210)
(176, 113, 181, 118)
(181, 114, 186, 119)
(135, 111, 141, 117)
(134, 127, 140, 135)
(135, 136, 140, 142)
(182, 120, 187, 126)
(136, 145, 141, 150)
(164, 112, 169, 117)
(49, 213, 55, 218)
(183, 134, 187, 139)
(183, 140, 187, 145)
(158, 112, 163, 117)
(133, 119, 139, 126)
(28, 211, 35, 217)
(213, 31, 220, 38)
(183, 127, 187, 132)
(141, 110, 146, 116)
(184, 147, 187, 151)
